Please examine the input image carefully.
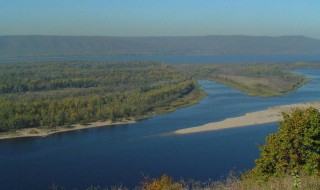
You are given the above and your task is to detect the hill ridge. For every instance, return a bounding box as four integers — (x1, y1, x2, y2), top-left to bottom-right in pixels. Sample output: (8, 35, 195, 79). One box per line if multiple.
(1, 35, 320, 57)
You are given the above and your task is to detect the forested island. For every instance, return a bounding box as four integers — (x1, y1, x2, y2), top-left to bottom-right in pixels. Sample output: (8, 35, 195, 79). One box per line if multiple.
(0, 61, 317, 139)
(0, 61, 205, 138)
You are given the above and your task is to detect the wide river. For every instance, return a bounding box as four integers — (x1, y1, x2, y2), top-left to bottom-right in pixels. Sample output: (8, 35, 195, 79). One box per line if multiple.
(1, 53, 320, 64)
(1, 67, 320, 189)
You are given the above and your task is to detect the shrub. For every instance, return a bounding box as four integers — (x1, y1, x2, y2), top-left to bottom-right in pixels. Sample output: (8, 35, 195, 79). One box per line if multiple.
(247, 107, 320, 180)
(141, 174, 182, 190)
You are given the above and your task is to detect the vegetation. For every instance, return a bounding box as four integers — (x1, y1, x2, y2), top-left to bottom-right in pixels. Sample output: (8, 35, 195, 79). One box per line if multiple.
(3, 61, 320, 188)
(247, 107, 320, 180)
(0, 61, 205, 132)
(0, 61, 187, 93)
(0, 61, 315, 133)
(176, 63, 309, 97)
(50, 174, 320, 190)
(141, 174, 182, 190)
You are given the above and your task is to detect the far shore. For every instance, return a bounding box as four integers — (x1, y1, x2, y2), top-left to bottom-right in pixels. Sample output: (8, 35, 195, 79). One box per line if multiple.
(0, 120, 135, 140)
(172, 101, 320, 135)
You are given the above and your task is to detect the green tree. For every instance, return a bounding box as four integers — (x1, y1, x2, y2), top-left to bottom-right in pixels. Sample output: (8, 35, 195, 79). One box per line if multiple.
(248, 107, 320, 180)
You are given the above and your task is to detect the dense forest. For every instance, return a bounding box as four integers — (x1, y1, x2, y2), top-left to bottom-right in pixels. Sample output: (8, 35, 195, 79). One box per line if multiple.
(0, 61, 316, 133)
(0, 61, 204, 132)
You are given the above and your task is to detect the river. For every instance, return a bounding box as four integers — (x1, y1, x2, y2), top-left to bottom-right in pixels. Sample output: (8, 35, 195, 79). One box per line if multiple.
(0, 69, 320, 190)
(1, 53, 320, 64)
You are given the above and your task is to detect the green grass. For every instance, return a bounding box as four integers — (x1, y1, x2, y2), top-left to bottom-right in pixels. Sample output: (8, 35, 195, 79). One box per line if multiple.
(175, 63, 310, 97)
(210, 75, 309, 97)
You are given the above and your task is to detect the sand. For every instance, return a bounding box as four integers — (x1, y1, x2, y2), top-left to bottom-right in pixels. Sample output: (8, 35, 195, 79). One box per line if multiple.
(0, 120, 135, 140)
(173, 101, 320, 135)
(2, 101, 320, 140)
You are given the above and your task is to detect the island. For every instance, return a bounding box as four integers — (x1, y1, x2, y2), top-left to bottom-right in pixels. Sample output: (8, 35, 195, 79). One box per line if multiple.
(0, 61, 317, 140)
(175, 63, 311, 97)
(0, 61, 206, 139)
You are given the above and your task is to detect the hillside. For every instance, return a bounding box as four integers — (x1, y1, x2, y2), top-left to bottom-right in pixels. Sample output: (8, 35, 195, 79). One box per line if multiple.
(1, 35, 320, 57)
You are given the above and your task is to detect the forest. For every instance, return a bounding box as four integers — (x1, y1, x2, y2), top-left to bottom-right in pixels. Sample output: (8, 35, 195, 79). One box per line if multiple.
(0, 61, 316, 133)
(0, 61, 204, 132)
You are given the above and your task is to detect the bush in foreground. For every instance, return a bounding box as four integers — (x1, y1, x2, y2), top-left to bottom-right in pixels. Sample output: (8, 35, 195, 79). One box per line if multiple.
(247, 107, 320, 180)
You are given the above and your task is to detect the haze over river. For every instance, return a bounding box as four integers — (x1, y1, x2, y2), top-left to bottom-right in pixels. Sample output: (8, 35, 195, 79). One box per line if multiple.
(1, 57, 320, 189)
(1, 53, 320, 64)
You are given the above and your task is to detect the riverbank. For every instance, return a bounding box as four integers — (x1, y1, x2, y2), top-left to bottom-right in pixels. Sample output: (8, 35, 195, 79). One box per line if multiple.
(0, 120, 136, 140)
(210, 75, 309, 97)
(173, 101, 320, 135)
(175, 64, 310, 97)
(0, 87, 206, 141)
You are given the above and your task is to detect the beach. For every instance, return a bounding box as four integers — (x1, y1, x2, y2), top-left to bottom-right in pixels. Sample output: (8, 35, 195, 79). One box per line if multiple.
(0, 120, 135, 140)
(173, 101, 320, 135)
(2, 101, 320, 140)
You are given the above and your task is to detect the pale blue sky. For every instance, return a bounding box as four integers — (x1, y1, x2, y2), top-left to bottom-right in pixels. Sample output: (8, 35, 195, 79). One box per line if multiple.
(1, 0, 320, 38)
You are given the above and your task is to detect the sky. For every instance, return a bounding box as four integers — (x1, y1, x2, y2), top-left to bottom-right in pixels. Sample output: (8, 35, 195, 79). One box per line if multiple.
(1, 0, 320, 38)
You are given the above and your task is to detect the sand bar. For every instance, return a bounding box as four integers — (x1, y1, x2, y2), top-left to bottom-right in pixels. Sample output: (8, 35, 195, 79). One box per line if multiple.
(0, 120, 135, 140)
(173, 102, 320, 135)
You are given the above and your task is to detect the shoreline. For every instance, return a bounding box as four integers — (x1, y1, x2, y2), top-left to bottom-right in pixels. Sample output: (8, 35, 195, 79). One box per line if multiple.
(0, 88, 206, 141)
(0, 120, 135, 140)
(209, 76, 309, 98)
(172, 101, 320, 135)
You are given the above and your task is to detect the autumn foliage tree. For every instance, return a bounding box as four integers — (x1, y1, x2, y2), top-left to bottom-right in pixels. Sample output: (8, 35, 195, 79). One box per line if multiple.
(142, 174, 182, 190)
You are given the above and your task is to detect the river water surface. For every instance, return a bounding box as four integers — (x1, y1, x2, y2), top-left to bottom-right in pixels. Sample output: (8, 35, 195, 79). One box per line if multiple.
(1, 69, 320, 190)
(1, 53, 320, 64)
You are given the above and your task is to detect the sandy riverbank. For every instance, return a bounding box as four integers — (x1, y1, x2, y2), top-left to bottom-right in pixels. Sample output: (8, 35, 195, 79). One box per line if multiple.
(173, 101, 320, 135)
(0, 120, 135, 140)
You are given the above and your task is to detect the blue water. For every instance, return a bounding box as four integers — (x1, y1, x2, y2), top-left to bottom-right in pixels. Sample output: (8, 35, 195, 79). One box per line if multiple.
(1, 53, 320, 64)
(0, 69, 320, 190)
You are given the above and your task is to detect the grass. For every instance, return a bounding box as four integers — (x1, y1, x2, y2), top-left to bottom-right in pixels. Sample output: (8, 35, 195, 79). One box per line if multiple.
(210, 75, 309, 97)
(175, 63, 310, 97)
(48, 174, 320, 190)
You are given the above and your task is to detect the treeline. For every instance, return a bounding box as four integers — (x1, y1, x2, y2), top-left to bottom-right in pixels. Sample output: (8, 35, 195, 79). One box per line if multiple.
(0, 61, 201, 132)
(0, 61, 185, 93)
(0, 80, 197, 132)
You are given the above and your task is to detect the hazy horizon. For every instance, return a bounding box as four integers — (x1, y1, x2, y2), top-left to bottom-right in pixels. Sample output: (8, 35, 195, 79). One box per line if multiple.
(0, 34, 319, 39)
(1, 0, 320, 38)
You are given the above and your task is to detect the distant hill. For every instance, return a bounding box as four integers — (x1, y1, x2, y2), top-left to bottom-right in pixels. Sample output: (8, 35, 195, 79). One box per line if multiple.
(1, 35, 320, 57)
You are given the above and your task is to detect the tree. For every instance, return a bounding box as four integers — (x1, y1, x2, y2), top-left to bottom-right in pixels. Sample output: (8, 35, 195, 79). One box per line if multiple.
(248, 107, 320, 180)
(142, 174, 182, 190)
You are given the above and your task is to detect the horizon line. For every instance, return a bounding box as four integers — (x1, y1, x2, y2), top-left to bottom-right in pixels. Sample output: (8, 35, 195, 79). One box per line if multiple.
(0, 34, 317, 39)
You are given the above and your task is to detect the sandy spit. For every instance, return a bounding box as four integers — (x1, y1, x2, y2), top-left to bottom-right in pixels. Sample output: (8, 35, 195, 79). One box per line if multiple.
(173, 102, 320, 135)
(0, 120, 135, 140)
